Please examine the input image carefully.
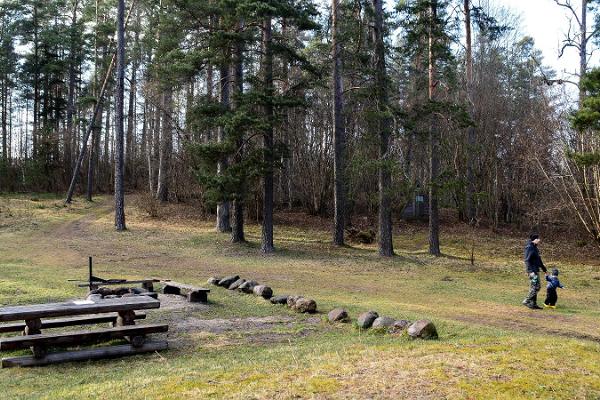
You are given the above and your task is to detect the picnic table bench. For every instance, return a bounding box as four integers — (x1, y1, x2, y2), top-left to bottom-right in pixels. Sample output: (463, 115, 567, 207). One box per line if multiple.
(77, 279, 160, 292)
(0, 296, 168, 367)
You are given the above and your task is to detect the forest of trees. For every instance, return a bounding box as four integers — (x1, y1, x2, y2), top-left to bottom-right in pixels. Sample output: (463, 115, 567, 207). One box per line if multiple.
(1, 0, 600, 253)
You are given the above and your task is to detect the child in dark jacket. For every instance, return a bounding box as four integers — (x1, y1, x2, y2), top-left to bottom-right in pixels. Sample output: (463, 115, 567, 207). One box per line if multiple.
(544, 268, 565, 309)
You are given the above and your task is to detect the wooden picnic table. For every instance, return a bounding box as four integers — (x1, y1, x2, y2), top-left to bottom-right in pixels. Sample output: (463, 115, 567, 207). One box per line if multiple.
(0, 296, 160, 323)
(0, 296, 168, 367)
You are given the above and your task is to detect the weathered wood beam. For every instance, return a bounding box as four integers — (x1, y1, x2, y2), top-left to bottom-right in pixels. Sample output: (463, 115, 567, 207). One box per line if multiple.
(2, 341, 168, 368)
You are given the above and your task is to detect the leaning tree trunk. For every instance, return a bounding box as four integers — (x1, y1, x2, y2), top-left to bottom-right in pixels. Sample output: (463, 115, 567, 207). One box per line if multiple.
(332, 0, 347, 246)
(372, 0, 394, 257)
(261, 16, 275, 254)
(428, 0, 441, 256)
(114, 0, 126, 231)
(64, 0, 136, 204)
(231, 20, 246, 243)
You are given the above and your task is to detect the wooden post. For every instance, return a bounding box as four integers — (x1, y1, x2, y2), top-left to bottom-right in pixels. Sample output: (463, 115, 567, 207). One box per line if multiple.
(23, 318, 42, 336)
(24, 318, 45, 358)
(115, 310, 136, 327)
(88, 256, 93, 291)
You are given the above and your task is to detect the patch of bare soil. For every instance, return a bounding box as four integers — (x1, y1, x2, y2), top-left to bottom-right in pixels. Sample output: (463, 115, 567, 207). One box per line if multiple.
(52, 208, 111, 239)
(151, 294, 322, 349)
(174, 315, 297, 333)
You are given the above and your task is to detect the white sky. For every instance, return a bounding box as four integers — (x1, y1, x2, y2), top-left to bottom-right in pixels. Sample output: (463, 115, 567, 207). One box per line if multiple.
(498, 0, 587, 78)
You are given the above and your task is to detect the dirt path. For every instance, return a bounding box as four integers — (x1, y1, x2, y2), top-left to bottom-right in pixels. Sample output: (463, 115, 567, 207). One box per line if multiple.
(52, 199, 113, 240)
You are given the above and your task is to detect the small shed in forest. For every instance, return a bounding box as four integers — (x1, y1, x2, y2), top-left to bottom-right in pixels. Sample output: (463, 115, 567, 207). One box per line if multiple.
(401, 192, 429, 220)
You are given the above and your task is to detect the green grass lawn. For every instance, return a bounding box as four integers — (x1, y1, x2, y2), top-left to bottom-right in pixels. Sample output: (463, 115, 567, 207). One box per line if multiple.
(0, 194, 599, 399)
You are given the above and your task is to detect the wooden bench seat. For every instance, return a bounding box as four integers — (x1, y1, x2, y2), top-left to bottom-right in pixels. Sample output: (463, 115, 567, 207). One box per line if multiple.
(77, 279, 159, 291)
(161, 281, 210, 303)
(2, 341, 168, 368)
(0, 323, 168, 351)
(0, 312, 146, 334)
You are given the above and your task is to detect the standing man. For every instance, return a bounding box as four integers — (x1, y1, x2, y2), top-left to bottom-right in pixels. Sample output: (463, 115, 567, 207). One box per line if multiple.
(522, 233, 547, 309)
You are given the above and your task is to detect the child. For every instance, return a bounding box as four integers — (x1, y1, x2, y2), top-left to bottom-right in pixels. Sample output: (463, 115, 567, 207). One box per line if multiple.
(544, 268, 565, 309)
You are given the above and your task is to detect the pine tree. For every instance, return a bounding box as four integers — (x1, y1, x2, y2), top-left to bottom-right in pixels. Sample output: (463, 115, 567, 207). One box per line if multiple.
(332, 0, 346, 246)
(114, 0, 126, 231)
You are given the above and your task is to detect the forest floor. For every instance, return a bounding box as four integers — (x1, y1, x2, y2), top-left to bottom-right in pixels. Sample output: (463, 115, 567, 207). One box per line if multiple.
(0, 193, 599, 399)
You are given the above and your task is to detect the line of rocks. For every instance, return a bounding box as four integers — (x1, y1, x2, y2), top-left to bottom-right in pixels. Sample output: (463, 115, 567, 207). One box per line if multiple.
(328, 308, 438, 340)
(207, 275, 436, 338)
(207, 276, 318, 314)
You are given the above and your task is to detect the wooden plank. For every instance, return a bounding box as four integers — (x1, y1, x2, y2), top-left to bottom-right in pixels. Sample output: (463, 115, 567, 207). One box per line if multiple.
(161, 281, 210, 292)
(187, 291, 208, 303)
(0, 312, 147, 333)
(1, 340, 168, 368)
(76, 279, 160, 288)
(0, 296, 160, 322)
(0, 324, 168, 351)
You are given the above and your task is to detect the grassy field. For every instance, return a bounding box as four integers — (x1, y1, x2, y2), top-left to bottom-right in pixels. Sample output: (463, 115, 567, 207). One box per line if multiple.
(0, 193, 599, 399)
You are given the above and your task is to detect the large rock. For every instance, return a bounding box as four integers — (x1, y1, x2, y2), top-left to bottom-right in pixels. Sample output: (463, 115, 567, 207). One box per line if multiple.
(390, 319, 411, 334)
(286, 295, 303, 308)
(328, 308, 349, 323)
(270, 295, 289, 305)
(407, 320, 438, 340)
(293, 298, 317, 313)
(357, 311, 379, 329)
(372, 316, 395, 329)
(253, 285, 273, 299)
(207, 277, 222, 286)
(238, 280, 258, 293)
(218, 275, 240, 288)
(228, 278, 246, 290)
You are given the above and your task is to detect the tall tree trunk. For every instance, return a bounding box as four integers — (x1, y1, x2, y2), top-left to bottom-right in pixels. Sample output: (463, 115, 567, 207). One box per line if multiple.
(206, 58, 213, 142)
(261, 16, 275, 254)
(428, 0, 441, 256)
(151, 98, 160, 193)
(332, 0, 346, 246)
(32, 4, 39, 159)
(372, 0, 394, 256)
(231, 20, 245, 243)
(146, 102, 155, 193)
(114, 0, 126, 231)
(156, 88, 172, 202)
(65, 0, 80, 178)
(1, 79, 7, 161)
(464, 0, 476, 222)
(216, 45, 231, 232)
(104, 94, 111, 181)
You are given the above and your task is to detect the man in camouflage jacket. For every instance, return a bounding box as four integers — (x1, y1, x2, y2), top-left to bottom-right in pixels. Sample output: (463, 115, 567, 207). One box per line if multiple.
(522, 234, 547, 310)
